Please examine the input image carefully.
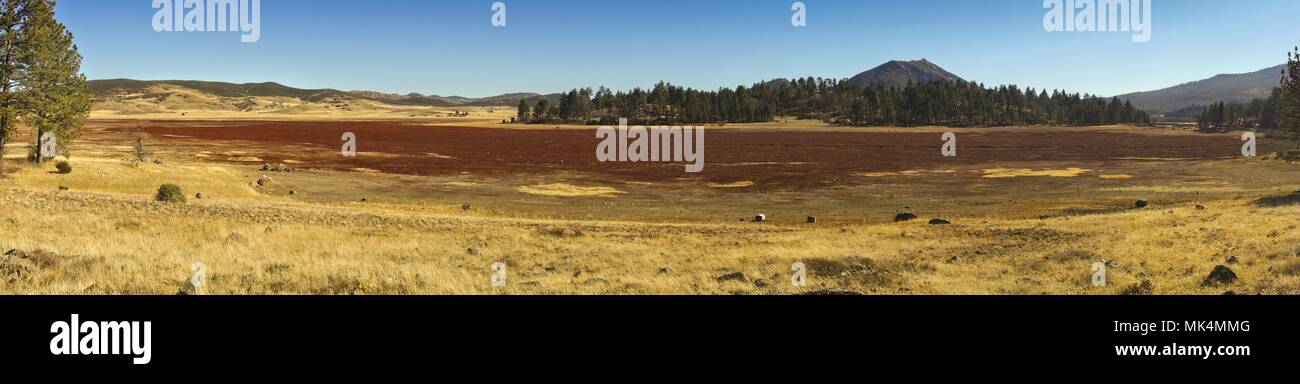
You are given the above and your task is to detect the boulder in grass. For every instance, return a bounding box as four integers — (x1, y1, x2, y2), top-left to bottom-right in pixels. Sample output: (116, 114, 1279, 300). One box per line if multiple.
(753, 214, 767, 223)
(894, 212, 918, 222)
(716, 272, 748, 283)
(1201, 265, 1238, 287)
(1135, 199, 1149, 209)
(929, 218, 952, 225)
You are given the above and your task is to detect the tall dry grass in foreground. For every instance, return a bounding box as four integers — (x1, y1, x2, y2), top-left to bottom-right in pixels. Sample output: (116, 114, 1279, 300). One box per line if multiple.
(3, 143, 1300, 295)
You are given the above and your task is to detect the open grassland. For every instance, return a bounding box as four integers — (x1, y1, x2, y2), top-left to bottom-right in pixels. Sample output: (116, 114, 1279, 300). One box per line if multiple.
(3, 120, 1300, 295)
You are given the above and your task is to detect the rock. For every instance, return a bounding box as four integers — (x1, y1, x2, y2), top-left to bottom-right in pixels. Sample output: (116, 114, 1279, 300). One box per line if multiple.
(894, 212, 918, 222)
(1, 250, 37, 282)
(462, 203, 473, 211)
(928, 218, 952, 225)
(195, 192, 204, 199)
(1135, 199, 1149, 209)
(1201, 265, 1238, 287)
(57, 186, 68, 191)
(753, 214, 767, 223)
(261, 163, 272, 171)
(466, 247, 480, 256)
(753, 279, 771, 288)
(657, 266, 672, 275)
(1226, 255, 1239, 264)
(799, 289, 865, 296)
(256, 177, 269, 187)
(289, 190, 297, 195)
(178, 279, 206, 295)
(1195, 204, 1207, 210)
(807, 216, 818, 224)
(716, 272, 748, 283)
(360, 198, 368, 203)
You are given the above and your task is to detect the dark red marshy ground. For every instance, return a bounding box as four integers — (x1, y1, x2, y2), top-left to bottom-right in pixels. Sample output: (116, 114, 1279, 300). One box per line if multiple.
(98, 120, 1258, 189)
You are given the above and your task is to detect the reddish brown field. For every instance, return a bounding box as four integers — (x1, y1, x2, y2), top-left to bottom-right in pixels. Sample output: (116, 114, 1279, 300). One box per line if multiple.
(95, 120, 1267, 189)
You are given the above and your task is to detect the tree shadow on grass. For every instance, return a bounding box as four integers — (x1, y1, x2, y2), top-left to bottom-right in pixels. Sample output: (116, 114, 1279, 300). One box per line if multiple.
(1254, 190, 1300, 207)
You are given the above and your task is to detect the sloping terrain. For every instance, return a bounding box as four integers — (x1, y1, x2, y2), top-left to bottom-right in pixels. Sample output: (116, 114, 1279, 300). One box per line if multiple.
(1116, 64, 1284, 113)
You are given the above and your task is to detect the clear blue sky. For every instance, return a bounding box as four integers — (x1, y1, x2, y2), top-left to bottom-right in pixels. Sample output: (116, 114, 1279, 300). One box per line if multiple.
(59, 0, 1300, 97)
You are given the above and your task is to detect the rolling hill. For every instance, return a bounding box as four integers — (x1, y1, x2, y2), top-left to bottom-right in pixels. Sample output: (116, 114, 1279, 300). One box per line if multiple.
(1115, 64, 1285, 114)
(87, 79, 562, 117)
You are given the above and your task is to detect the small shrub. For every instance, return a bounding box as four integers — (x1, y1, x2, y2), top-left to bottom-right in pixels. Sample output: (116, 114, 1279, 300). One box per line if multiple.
(155, 183, 186, 203)
(55, 161, 72, 174)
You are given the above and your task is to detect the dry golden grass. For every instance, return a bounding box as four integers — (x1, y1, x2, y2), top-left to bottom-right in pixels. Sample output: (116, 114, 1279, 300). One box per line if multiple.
(4, 124, 1300, 295)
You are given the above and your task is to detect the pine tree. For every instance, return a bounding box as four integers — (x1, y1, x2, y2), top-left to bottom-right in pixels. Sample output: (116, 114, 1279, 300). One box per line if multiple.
(0, 0, 32, 173)
(19, 0, 89, 164)
(1280, 46, 1300, 135)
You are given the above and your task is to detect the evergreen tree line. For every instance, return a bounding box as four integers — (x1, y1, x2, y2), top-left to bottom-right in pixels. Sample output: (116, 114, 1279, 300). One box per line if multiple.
(1195, 90, 1280, 132)
(519, 77, 1151, 127)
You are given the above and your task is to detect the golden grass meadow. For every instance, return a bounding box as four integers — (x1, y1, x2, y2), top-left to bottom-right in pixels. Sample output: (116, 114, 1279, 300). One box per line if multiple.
(4, 114, 1300, 295)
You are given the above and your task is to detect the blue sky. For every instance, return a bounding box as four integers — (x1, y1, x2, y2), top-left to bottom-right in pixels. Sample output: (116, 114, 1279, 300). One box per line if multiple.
(59, 0, 1300, 97)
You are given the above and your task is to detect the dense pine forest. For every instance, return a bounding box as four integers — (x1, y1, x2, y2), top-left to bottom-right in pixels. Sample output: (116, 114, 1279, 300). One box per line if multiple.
(1195, 89, 1281, 132)
(518, 78, 1151, 127)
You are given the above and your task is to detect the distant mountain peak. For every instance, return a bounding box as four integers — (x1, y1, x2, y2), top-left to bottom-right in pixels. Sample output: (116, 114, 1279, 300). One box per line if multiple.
(848, 59, 964, 88)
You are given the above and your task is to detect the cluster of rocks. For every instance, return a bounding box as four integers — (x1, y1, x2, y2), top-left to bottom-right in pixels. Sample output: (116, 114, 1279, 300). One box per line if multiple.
(894, 212, 951, 225)
(260, 163, 298, 173)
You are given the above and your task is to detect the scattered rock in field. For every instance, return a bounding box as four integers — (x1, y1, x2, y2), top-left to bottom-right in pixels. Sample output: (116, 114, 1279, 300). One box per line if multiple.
(178, 279, 205, 295)
(753, 279, 771, 288)
(359, 198, 368, 203)
(195, 192, 204, 200)
(929, 218, 952, 225)
(799, 289, 865, 296)
(289, 190, 297, 195)
(894, 212, 918, 222)
(753, 214, 767, 223)
(657, 266, 672, 275)
(1223, 291, 1237, 296)
(261, 163, 297, 173)
(1201, 265, 1238, 287)
(466, 247, 480, 256)
(1226, 255, 1239, 264)
(1135, 199, 1149, 209)
(1, 249, 61, 282)
(462, 203, 473, 211)
(256, 176, 270, 187)
(1121, 280, 1155, 295)
(806, 216, 818, 224)
(1195, 204, 1207, 210)
(153, 159, 162, 165)
(57, 186, 68, 191)
(1, 250, 37, 282)
(716, 272, 748, 283)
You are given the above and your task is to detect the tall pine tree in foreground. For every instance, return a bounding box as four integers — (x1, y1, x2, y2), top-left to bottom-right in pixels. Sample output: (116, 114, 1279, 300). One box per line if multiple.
(19, 0, 89, 164)
(0, 0, 31, 174)
(0, 0, 88, 171)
